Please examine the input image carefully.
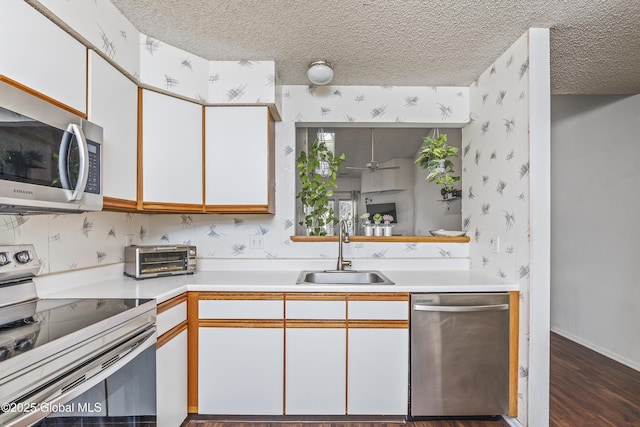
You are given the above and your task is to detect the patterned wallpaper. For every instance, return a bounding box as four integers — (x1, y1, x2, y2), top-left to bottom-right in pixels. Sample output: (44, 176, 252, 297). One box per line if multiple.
(462, 31, 531, 425)
(35, 0, 140, 78)
(0, 212, 148, 275)
(282, 85, 468, 123)
(145, 84, 470, 263)
(139, 34, 277, 104)
(35, 0, 278, 106)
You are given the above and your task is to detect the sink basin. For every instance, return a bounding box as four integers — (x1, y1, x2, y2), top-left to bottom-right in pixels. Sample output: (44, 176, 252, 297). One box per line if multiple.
(296, 270, 394, 285)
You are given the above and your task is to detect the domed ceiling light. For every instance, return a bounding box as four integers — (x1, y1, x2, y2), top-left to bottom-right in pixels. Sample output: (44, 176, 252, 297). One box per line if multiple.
(307, 60, 334, 85)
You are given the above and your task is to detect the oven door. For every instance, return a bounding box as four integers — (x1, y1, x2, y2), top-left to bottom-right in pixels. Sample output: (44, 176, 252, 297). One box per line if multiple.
(2, 325, 156, 427)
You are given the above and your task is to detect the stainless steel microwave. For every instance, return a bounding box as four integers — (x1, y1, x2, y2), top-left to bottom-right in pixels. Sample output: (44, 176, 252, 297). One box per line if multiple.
(0, 81, 102, 214)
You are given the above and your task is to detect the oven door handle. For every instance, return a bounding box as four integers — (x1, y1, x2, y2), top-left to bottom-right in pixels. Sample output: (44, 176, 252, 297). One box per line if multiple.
(3, 328, 156, 427)
(58, 123, 89, 201)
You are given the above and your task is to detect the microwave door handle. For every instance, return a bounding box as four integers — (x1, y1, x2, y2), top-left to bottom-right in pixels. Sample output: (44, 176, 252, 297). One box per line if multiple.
(58, 123, 89, 201)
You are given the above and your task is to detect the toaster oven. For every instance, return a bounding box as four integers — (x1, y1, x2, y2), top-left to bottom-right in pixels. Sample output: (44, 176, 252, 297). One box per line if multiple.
(124, 245, 196, 279)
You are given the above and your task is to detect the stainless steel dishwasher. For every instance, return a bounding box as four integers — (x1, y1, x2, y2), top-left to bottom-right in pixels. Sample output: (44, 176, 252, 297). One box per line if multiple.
(410, 293, 509, 417)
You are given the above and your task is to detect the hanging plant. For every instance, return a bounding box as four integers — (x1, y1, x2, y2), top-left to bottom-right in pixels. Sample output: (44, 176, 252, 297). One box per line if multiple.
(296, 139, 345, 236)
(415, 132, 460, 195)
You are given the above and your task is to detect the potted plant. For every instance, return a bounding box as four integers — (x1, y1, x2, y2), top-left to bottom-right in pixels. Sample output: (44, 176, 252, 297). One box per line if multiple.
(382, 214, 394, 236)
(359, 212, 373, 236)
(414, 132, 460, 197)
(372, 213, 384, 236)
(296, 138, 345, 235)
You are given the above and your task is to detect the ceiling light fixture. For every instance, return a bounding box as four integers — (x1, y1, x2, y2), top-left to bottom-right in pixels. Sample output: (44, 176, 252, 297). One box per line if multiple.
(307, 60, 334, 85)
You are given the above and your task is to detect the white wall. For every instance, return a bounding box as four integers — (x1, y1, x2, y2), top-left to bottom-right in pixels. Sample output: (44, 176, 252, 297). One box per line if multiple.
(551, 94, 640, 371)
(462, 29, 551, 426)
(0, 212, 148, 276)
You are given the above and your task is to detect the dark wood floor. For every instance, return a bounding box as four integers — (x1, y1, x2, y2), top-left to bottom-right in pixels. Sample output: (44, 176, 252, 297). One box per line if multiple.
(185, 420, 507, 427)
(550, 332, 640, 426)
(185, 332, 640, 427)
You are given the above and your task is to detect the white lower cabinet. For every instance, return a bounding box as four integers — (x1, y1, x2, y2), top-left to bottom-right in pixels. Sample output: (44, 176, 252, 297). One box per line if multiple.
(197, 295, 285, 415)
(347, 296, 409, 415)
(285, 328, 346, 414)
(193, 293, 408, 417)
(156, 330, 188, 427)
(198, 327, 284, 414)
(347, 328, 408, 414)
(156, 295, 188, 427)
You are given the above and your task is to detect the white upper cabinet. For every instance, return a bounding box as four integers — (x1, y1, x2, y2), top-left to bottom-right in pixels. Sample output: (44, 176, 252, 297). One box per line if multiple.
(141, 89, 203, 210)
(88, 51, 138, 207)
(204, 106, 274, 213)
(0, 0, 86, 114)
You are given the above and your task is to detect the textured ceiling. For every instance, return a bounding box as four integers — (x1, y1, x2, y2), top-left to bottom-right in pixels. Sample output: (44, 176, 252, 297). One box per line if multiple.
(110, 0, 640, 94)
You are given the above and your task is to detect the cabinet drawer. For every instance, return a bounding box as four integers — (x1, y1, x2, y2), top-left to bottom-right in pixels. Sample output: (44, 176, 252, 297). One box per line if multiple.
(286, 300, 346, 320)
(157, 301, 187, 336)
(348, 301, 408, 320)
(199, 300, 283, 319)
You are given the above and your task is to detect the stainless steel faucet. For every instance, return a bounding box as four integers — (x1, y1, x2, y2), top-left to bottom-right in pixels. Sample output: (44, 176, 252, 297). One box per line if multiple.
(337, 219, 352, 271)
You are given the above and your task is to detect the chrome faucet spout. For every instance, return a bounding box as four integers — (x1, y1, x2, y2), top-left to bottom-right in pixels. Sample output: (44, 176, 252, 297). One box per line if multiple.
(337, 220, 352, 271)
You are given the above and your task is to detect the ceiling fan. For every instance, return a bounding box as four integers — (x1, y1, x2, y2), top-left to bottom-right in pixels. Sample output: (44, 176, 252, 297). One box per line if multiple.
(346, 129, 400, 172)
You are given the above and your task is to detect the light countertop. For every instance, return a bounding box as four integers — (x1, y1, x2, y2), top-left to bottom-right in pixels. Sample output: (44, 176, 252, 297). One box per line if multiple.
(38, 269, 517, 304)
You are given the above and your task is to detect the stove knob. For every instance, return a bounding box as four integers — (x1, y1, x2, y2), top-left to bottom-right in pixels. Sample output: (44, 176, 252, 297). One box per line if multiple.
(14, 250, 33, 264)
(0, 252, 11, 266)
(0, 346, 12, 362)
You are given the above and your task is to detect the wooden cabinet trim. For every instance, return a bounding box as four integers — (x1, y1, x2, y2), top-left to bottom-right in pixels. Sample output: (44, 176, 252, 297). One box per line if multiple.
(266, 108, 275, 214)
(0, 75, 87, 119)
(142, 201, 204, 213)
(102, 196, 138, 212)
(201, 106, 206, 211)
(157, 293, 188, 314)
(286, 319, 347, 329)
(509, 291, 520, 417)
(156, 320, 187, 349)
(199, 292, 284, 301)
(347, 320, 409, 329)
(204, 204, 272, 214)
(187, 292, 199, 414)
(285, 293, 347, 301)
(291, 235, 470, 243)
(199, 319, 284, 328)
(347, 293, 409, 302)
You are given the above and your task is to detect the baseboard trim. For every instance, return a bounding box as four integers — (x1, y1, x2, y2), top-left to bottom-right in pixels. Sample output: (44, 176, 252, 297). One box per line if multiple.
(186, 414, 406, 424)
(502, 415, 523, 427)
(551, 327, 640, 372)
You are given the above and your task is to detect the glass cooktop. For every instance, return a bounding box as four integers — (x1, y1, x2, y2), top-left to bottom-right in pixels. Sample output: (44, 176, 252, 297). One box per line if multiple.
(0, 298, 153, 364)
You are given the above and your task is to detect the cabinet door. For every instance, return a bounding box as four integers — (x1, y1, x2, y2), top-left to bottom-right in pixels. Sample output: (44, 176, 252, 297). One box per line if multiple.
(88, 51, 138, 207)
(198, 327, 284, 415)
(156, 329, 188, 427)
(142, 90, 203, 210)
(285, 297, 347, 415)
(0, 0, 86, 114)
(204, 106, 274, 213)
(347, 296, 409, 415)
(347, 328, 408, 415)
(285, 327, 346, 415)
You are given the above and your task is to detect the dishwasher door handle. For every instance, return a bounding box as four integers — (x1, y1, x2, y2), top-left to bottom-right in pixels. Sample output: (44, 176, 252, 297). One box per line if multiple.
(413, 303, 509, 312)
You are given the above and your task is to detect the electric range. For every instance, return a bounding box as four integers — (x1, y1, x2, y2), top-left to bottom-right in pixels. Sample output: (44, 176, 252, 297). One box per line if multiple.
(0, 245, 156, 426)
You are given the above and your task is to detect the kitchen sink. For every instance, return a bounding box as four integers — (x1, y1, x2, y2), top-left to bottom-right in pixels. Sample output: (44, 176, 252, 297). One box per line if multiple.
(296, 270, 394, 285)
